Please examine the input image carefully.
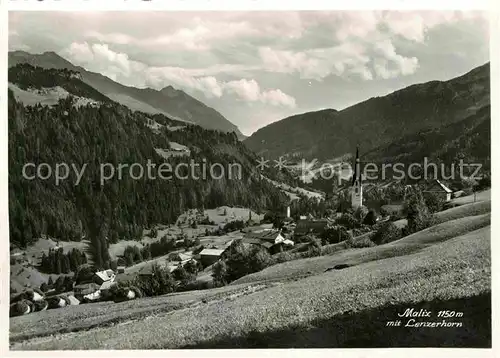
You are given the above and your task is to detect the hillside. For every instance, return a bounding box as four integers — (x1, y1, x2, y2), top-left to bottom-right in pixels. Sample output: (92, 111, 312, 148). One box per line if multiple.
(10, 202, 491, 349)
(364, 104, 490, 169)
(244, 63, 490, 161)
(8, 51, 244, 139)
(8, 65, 288, 269)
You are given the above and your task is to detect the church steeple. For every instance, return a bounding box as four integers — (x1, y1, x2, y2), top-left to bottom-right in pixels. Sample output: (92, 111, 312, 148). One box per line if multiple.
(351, 146, 363, 208)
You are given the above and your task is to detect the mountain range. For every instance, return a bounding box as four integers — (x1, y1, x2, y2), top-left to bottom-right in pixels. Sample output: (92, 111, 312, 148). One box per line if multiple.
(244, 63, 490, 162)
(8, 51, 245, 139)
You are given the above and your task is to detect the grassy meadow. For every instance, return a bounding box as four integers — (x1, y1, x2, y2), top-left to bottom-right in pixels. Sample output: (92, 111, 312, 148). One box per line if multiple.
(9, 199, 491, 349)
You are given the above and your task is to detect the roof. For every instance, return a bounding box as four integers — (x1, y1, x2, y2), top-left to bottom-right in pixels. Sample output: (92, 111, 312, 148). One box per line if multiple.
(242, 238, 263, 245)
(244, 229, 282, 242)
(199, 249, 225, 257)
(94, 270, 113, 282)
(67, 295, 80, 306)
(167, 265, 178, 273)
(294, 219, 330, 234)
(381, 204, 404, 212)
(434, 180, 453, 193)
(74, 283, 100, 290)
(100, 281, 116, 290)
(138, 264, 154, 275)
(114, 272, 135, 283)
(241, 238, 274, 249)
(178, 253, 191, 261)
(420, 179, 453, 193)
(73, 283, 100, 294)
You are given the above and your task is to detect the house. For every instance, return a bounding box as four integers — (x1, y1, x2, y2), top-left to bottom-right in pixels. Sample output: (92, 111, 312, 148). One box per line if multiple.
(73, 282, 100, 299)
(294, 219, 329, 236)
(199, 248, 226, 266)
(424, 179, 453, 202)
(138, 264, 155, 277)
(93, 269, 115, 285)
(177, 253, 192, 265)
(242, 229, 294, 254)
(114, 271, 136, 285)
(380, 204, 404, 218)
(67, 295, 80, 306)
(100, 280, 117, 292)
(117, 266, 125, 274)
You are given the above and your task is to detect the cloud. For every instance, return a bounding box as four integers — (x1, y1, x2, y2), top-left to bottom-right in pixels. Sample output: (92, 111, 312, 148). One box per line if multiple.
(372, 39, 419, 78)
(62, 42, 296, 107)
(224, 79, 296, 107)
(9, 11, 488, 134)
(85, 17, 260, 52)
(258, 44, 373, 81)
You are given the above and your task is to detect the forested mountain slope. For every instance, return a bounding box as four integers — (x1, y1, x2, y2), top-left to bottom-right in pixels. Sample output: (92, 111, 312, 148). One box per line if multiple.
(9, 51, 244, 138)
(8, 65, 286, 268)
(245, 63, 490, 161)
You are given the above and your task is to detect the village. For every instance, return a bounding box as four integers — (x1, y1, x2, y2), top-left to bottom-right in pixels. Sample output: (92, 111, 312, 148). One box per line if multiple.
(10, 147, 489, 317)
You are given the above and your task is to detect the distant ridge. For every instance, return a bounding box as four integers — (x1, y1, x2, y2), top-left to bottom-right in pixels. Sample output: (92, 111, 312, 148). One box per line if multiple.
(244, 62, 490, 160)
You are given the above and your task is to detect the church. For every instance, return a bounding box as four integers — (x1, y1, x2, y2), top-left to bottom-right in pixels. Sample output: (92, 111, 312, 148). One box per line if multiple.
(351, 146, 363, 209)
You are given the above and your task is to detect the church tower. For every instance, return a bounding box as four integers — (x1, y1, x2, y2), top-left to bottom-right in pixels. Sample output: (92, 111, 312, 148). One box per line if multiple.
(351, 146, 363, 209)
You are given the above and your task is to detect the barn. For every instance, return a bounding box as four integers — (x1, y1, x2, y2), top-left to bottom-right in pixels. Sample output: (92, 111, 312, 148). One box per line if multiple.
(294, 219, 330, 236)
(242, 229, 294, 254)
(424, 180, 453, 202)
(199, 248, 226, 266)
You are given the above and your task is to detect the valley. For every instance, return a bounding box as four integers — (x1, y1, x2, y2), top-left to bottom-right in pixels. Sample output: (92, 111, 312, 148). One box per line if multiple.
(7, 50, 492, 350)
(10, 196, 491, 349)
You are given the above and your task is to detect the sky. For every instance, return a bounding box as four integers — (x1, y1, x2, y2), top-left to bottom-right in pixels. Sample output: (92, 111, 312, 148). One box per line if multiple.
(9, 11, 489, 136)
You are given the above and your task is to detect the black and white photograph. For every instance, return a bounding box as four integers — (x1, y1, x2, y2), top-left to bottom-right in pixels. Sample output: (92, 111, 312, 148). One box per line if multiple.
(5, 7, 493, 351)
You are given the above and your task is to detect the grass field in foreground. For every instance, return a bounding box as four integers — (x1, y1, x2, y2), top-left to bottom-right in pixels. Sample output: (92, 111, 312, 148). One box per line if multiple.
(11, 224, 490, 349)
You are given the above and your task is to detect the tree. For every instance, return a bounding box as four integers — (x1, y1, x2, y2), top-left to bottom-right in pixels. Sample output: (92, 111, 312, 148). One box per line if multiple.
(74, 264, 95, 285)
(135, 264, 176, 297)
(307, 238, 322, 257)
(40, 282, 48, 293)
(321, 225, 352, 244)
(248, 246, 272, 273)
(363, 210, 377, 226)
(477, 176, 491, 191)
(212, 260, 228, 287)
(336, 213, 358, 229)
(125, 253, 134, 267)
(54, 276, 65, 293)
(354, 206, 369, 223)
(63, 275, 73, 291)
(372, 222, 401, 245)
(224, 241, 250, 282)
(110, 260, 118, 271)
(184, 260, 199, 275)
(424, 193, 445, 213)
(405, 190, 433, 234)
(47, 276, 54, 288)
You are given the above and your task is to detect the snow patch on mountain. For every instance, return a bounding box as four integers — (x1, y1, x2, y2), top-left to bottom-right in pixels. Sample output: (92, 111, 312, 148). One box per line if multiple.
(8, 83, 101, 108)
